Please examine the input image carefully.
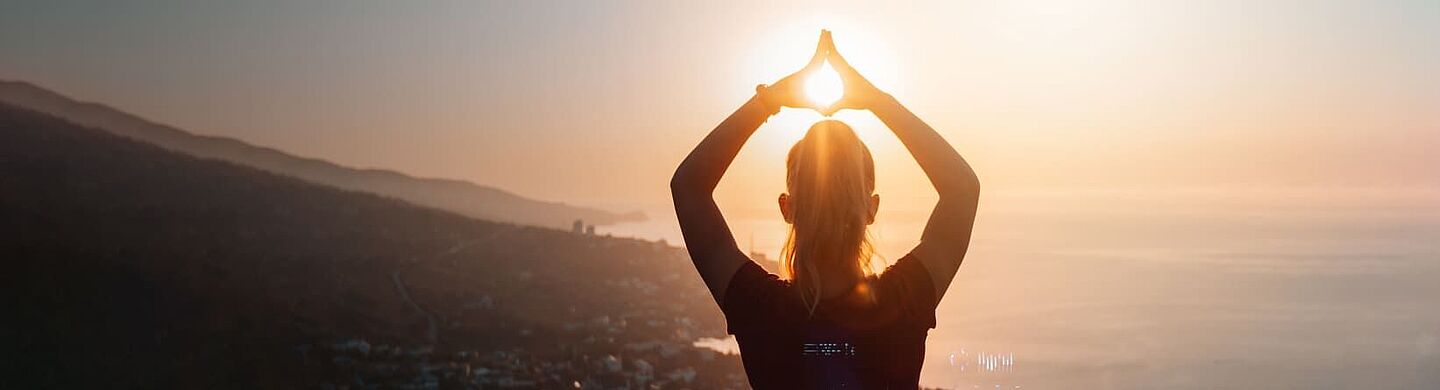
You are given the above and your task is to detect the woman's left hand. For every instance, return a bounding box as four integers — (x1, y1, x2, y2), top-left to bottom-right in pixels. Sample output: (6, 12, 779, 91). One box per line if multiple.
(819, 33, 889, 116)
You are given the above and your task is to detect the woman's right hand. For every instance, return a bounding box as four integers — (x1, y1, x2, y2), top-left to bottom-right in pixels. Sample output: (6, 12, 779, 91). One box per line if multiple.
(820, 34, 890, 116)
(757, 30, 832, 113)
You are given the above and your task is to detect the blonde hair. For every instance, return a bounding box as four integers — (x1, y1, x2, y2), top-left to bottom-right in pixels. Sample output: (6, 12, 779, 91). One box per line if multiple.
(779, 120, 877, 314)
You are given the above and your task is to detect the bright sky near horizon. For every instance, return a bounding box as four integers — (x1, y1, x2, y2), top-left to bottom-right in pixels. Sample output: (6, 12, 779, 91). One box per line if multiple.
(3, 0, 1438, 214)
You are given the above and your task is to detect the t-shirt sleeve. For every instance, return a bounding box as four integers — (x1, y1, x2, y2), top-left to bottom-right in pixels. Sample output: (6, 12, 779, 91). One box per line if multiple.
(719, 261, 790, 334)
(877, 254, 939, 329)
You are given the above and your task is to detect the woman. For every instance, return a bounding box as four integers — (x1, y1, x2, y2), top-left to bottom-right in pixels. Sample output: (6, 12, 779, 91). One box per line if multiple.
(671, 31, 980, 389)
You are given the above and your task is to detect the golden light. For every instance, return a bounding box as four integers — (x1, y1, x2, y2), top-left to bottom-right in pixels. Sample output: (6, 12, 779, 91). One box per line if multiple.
(742, 22, 908, 165)
(744, 21, 901, 106)
(728, 24, 925, 263)
(805, 61, 844, 108)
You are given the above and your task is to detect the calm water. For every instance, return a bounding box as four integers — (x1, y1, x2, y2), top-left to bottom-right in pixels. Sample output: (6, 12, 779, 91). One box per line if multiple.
(603, 189, 1440, 389)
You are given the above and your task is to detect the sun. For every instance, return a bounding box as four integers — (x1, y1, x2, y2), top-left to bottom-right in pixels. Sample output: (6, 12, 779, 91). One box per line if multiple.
(746, 23, 903, 147)
(746, 22, 899, 113)
(805, 61, 844, 108)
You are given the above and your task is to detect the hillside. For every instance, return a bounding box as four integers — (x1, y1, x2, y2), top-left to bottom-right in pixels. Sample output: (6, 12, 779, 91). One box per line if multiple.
(0, 80, 644, 229)
(0, 103, 740, 388)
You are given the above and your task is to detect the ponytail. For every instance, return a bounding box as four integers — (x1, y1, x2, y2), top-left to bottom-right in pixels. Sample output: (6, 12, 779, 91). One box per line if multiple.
(779, 120, 877, 314)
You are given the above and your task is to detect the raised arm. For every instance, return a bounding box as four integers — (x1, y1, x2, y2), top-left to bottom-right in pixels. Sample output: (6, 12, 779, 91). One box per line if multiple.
(873, 95, 980, 300)
(672, 31, 831, 303)
(824, 37, 980, 300)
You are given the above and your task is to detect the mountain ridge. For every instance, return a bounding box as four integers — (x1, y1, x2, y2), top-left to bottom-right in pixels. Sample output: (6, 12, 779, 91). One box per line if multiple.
(0, 79, 644, 228)
(0, 101, 734, 388)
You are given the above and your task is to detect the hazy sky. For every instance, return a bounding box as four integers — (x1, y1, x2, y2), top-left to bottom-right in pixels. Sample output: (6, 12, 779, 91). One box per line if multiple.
(3, 0, 1437, 213)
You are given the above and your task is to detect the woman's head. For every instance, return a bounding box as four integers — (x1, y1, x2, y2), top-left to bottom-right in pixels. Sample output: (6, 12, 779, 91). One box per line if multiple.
(779, 120, 879, 312)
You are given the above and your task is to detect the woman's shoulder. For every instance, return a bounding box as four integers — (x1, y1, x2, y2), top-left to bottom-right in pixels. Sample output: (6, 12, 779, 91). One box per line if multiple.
(727, 260, 791, 290)
(877, 253, 930, 280)
(721, 261, 798, 310)
(720, 260, 807, 334)
(872, 254, 940, 327)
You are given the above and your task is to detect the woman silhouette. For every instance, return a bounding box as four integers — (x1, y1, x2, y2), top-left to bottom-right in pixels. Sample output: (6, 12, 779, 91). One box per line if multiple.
(671, 31, 980, 389)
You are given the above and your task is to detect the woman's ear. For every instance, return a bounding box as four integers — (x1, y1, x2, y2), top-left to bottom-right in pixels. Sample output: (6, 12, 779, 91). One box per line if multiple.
(779, 193, 794, 224)
(867, 194, 880, 225)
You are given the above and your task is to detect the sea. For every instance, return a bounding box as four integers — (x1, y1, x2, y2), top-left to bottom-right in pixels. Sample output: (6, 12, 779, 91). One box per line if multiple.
(598, 188, 1440, 389)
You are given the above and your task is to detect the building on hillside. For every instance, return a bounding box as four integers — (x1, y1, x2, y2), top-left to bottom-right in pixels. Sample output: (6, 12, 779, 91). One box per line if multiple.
(601, 355, 622, 372)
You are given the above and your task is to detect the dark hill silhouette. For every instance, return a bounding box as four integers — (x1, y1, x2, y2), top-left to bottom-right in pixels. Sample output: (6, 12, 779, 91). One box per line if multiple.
(0, 80, 644, 229)
(0, 103, 735, 388)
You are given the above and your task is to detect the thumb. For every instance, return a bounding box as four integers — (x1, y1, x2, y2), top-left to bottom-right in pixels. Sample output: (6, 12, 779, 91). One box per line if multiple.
(825, 42, 859, 76)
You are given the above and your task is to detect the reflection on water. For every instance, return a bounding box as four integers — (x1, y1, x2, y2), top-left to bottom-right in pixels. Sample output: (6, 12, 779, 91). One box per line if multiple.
(619, 189, 1440, 389)
(944, 349, 1018, 374)
(692, 336, 740, 355)
(938, 349, 1021, 390)
(965, 350, 1015, 374)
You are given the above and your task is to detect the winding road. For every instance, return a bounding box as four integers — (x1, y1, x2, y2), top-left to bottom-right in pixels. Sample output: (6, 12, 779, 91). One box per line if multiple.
(390, 228, 512, 344)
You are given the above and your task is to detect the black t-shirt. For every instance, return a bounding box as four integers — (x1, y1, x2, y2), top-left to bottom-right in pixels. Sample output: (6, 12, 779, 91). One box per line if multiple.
(720, 254, 939, 389)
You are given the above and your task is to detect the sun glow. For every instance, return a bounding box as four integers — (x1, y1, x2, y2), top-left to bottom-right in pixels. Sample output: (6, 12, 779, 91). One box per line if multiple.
(805, 61, 844, 108)
(746, 21, 901, 102)
(743, 22, 910, 177)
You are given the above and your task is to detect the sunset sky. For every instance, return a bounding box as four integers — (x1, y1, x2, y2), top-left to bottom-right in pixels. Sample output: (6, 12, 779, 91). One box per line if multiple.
(3, 0, 1437, 217)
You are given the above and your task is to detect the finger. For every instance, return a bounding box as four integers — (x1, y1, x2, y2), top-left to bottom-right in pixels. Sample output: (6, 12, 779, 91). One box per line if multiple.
(806, 30, 831, 68)
(820, 30, 837, 56)
(825, 34, 863, 74)
(827, 46, 853, 72)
